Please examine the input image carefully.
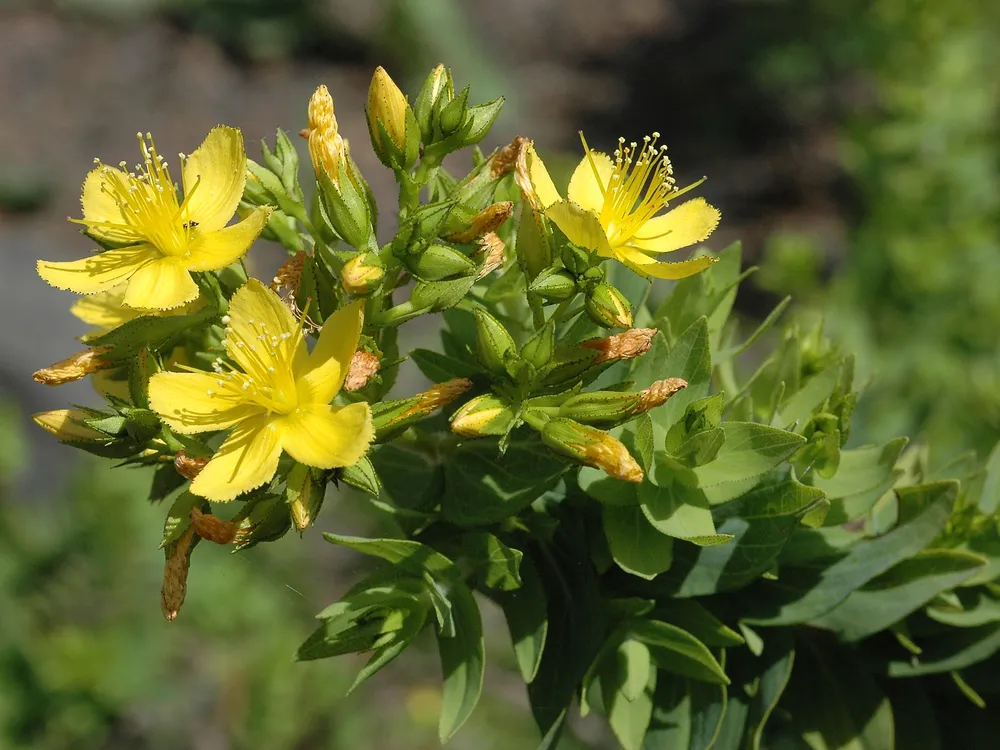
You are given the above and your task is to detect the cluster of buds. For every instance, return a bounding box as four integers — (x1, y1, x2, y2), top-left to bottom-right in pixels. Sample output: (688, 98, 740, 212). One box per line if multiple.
(410, 65, 504, 159)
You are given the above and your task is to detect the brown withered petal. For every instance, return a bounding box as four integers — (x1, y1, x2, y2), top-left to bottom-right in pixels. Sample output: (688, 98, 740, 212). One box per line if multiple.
(161, 525, 195, 622)
(401, 378, 473, 420)
(174, 450, 209, 480)
(492, 135, 530, 180)
(476, 233, 506, 280)
(271, 251, 307, 296)
(581, 328, 657, 364)
(447, 202, 514, 244)
(636, 378, 688, 413)
(580, 437, 645, 483)
(189, 507, 239, 545)
(344, 350, 381, 392)
(33, 347, 113, 386)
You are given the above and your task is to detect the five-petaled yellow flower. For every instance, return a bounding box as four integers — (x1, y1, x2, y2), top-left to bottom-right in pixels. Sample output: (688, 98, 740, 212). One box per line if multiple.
(527, 132, 721, 279)
(37, 127, 271, 310)
(149, 279, 374, 501)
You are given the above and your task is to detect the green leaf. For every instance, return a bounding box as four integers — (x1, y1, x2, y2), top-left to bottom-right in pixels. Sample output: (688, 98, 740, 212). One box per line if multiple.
(149, 463, 186, 504)
(161, 491, 201, 547)
(603, 645, 657, 750)
(442, 437, 568, 525)
(978, 441, 1000, 514)
(460, 532, 523, 591)
(323, 533, 457, 580)
(370, 443, 439, 512)
(745, 481, 958, 625)
(639, 478, 723, 543)
(579, 465, 641, 506)
(659, 318, 712, 430)
(644, 674, 728, 750)
(604, 504, 676, 580)
(810, 549, 987, 641)
(691, 422, 806, 490)
(410, 348, 481, 382)
(436, 580, 485, 742)
(773, 363, 842, 428)
(339, 456, 381, 497)
(631, 620, 729, 685)
(887, 622, 1000, 677)
(492, 551, 548, 683)
(651, 600, 745, 648)
(812, 437, 908, 500)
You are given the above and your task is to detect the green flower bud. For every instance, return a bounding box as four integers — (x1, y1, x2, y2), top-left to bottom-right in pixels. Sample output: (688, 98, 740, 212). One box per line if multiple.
(408, 244, 476, 281)
(538, 348, 601, 390)
(529, 268, 577, 301)
(287, 462, 324, 531)
(451, 394, 516, 437)
(439, 85, 470, 136)
(586, 283, 633, 329)
(341, 252, 385, 295)
(558, 391, 642, 426)
(562, 243, 591, 275)
(474, 308, 517, 375)
(315, 152, 378, 252)
(413, 64, 452, 143)
(372, 379, 473, 442)
(520, 322, 555, 369)
(366, 66, 420, 171)
(539, 418, 644, 483)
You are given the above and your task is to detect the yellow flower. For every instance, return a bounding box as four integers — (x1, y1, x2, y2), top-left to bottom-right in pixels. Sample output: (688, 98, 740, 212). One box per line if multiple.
(71, 285, 204, 339)
(38, 127, 272, 310)
(526, 133, 721, 279)
(148, 279, 374, 501)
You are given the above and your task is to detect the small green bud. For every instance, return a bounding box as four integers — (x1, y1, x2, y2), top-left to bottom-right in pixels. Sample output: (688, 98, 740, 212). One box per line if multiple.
(586, 283, 633, 329)
(529, 268, 577, 301)
(558, 391, 642, 426)
(451, 394, 516, 437)
(413, 64, 452, 143)
(287, 462, 324, 531)
(562, 243, 591, 275)
(408, 243, 476, 281)
(538, 348, 601, 390)
(341, 252, 385, 295)
(315, 153, 378, 252)
(520, 322, 555, 369)
(581, 265, 605, 284)
(474, 308, 517, 375)
(439, 85, 470, 136)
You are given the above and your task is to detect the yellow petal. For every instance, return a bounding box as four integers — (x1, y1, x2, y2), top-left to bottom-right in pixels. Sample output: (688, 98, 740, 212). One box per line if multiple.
(190, 416, 283, 501)
(150, 370, 263, 433)
(629, 198, 721, 253)
(279, 402, 373, 469)
(184, 206, 271, 272)
(79, 167, 144, 245)
(123, 257, 199, 310)
(181, 126, 247, 233)
(225, 279, 307, 380)
(566, 151, 613, 214)
(33, 409, 107, 441)
(619, 246, 718, 280)
(545, 200, 613, 256)
(526, 144, 561, 210)
(71, 286, 139, 332)
(92, 369, 132, 401)
(295, 300, 364, 405)
(37, 245, 158, 295)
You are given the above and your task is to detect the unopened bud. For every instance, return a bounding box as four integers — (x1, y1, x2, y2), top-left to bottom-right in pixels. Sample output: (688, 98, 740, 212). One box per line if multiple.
(174, 450, 209, 480)
(474, 308, 516, 375)
(581, 328, 656, 364)
(451, 394, 515, 437)
(32, 409, 106, 442)
(303, 84, 346, 183)
(344, 350, 381, 392)
(33, 347, 113, 386)
(558, 391, 642, 426)
(476, 233, 506, 279)
(438, 85, 470, 136)
(161, 525, 195, 622)
(636, 378, 688, 413)
(189, 507, 240, 545)
(520, 322, 555, 369)
(540, 418, 644, 483)
(409, 243, 475, 281)
(287, 463, 323, 531)
(586, 283, 633, 329)
(372, 378, 473, 441)
(447, 202, 514, 244)
(342, 252, 385, 295)
(367, 66, 417, 170)
(413, 64, 452, 142)
(529, 269, 577, 301)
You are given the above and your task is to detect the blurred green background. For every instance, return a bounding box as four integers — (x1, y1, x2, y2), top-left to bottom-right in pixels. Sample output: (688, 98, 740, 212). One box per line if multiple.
(1, 0, 998, 747)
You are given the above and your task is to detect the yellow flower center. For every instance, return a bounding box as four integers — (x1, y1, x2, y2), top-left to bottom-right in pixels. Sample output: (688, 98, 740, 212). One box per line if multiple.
(582, 132, 705, 250)
(79, 133, 200, 257)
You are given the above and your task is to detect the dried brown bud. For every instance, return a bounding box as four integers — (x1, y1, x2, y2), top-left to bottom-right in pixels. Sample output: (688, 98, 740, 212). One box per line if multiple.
(33, 347, 113, 386)
(636, 378, 688, 413)
(448, 202, 514, 244)
(491, 136, 530, 179)
(161, 526, 195, 622)
(402, 378, 473, 420)
(174, 450, 209, 480)
(189, 507, 239, 545)
(344, 350, 381, 392)
(581, 328, 657, 365)
(540, 417, 644, 483)
(272, 251, 307, 296)
(476, 233, 506, 279)
(584, 434, 645, 483)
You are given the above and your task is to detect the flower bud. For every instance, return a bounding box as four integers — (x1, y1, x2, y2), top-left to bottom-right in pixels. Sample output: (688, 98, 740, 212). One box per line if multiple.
(314, 152, 377, 252)
(562, 244, 591, 275)
(474, 308, 516, 375)
(438, 85, 470, 136)
(520, 322, 555, 369)
(586, 283, 633, 329)
(451, 394, 515, 437)
(33, 347, 113, 386)
(447, 201, 514, 244)
(540, 418, 643, 483)
(303, 84, 345, 182)
(287, 462, 323, 532)
(538, 348, 602, 390)
(32, 409, 106, 442)
(161, 525, 195, 622)
(367, 66, 418, 171)
(558, 392, 642, 426)
(189, 507, 240, 545)
(409, 243, 476, 281)
(529, 269, 577, 301)
(413, 64, 452, 142)
(372, 378, 473, 442)
(635, 378, 688, 413)
(174, 450, 209, 480)
(580, 328, 657, 364)
(476, 233, 506, 280)
(344, 350, 381, 392)
(342, 252, 385, 295)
